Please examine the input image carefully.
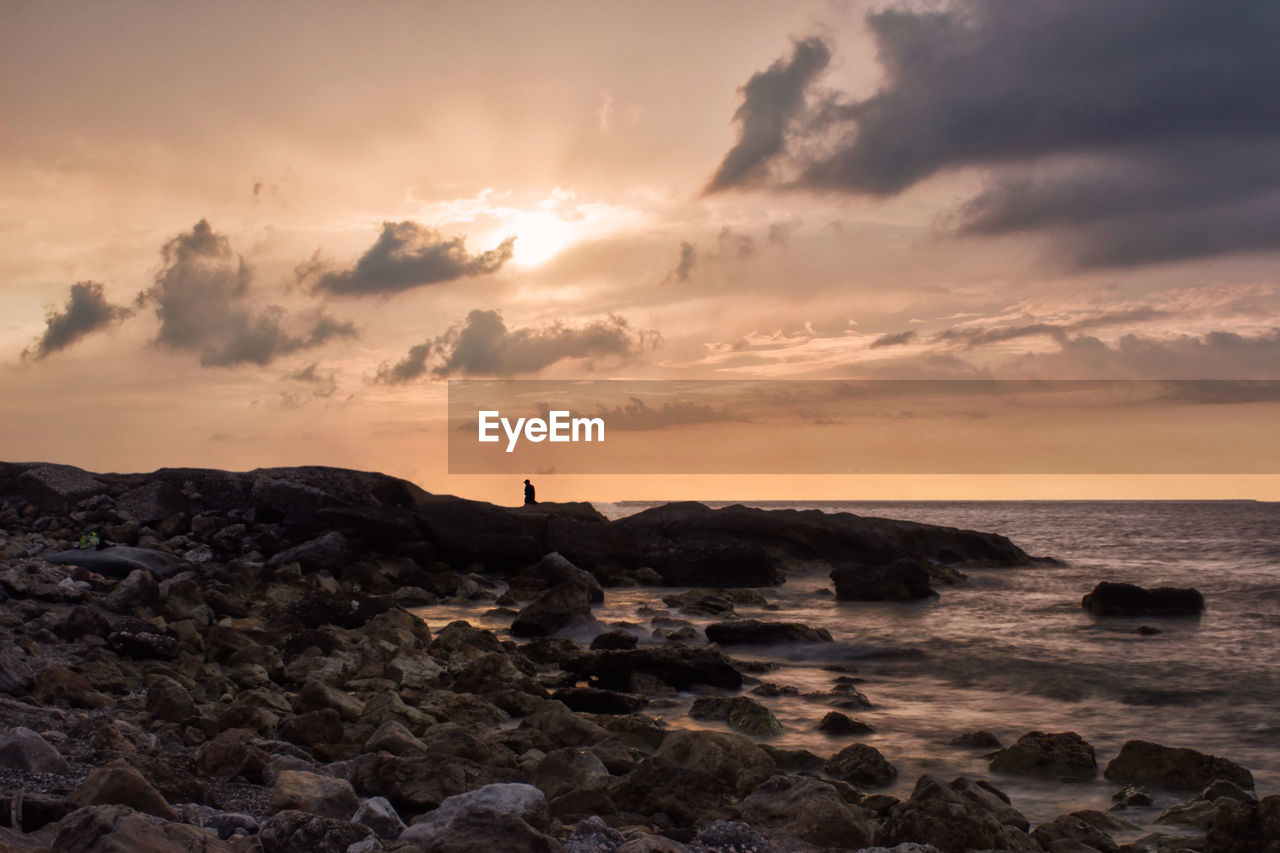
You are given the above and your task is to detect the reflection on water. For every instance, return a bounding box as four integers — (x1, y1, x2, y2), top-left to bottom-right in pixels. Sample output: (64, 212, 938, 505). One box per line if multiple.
(418, 500, 1280, 834)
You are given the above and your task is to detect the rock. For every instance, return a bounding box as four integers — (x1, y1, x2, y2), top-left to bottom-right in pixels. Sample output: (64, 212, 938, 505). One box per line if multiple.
(146, 675, 196, 723)
(268, 531, 350, 573)
(385, 652, 444, 690)
(105, 568, 161, 614)
(364, 719, 428, 756)
(279, 708, 345, 747)
(535, 551, 604, 603)
(69, 762, 179, 820)
(349, 751, 519, 814)
(662, 590, 739, 615)
(15, 463, 105, 513)
(45, 545, 183, 580)
(265, 755, 318, 786)
(107, 623, 179, 660)
(1205, 794, 1280, 853)
(1111, 784, 1153, 808)
(1104, 739, 1253, 791)
(590, 629, 638, 650)
(401, 807, 564, 852)
(566, 817, 627, 853)
(1082, 581, 1205, 616)
(689, 820, 778, 853)
(989, 731, 1098, 782)
(32, 665, 108, 708)
(533, 747, 611, 800)
(520, 700, 612, 748)
(0, 726, 70, 773)
(203, 811, 261, 840)
(611, 757, 731, 827)
(353, 795, 406, 839)
(818, 711, 875, 736)
(511, 582, 596, 637)
(52, 804, 233, 853)
(116, 480, 191, 524)
(258, 808, 375, 853)
(1032, 812, 1122, 852)
(552, 687, 648, 715)
(268, 769, 360, 820)
(294, 679, 366, 722)
(950, 730, 1001, 748)
(57, 605, 113, 641)
(0, 646, 34, 695)
(741, 774, 873, 850)
(690, 696, 783, 737)
(562, 647, 743, 691)
(830, 560, 936, 600)
(655, 729, 776, 797)
(197, 728, 271, 783)
(704, 620, 833, 645)
(1156, 797, 1226, 830)
(878, 775, 1039, 852)
(825, 743, 897, 788)
(400, 782, 551, 843)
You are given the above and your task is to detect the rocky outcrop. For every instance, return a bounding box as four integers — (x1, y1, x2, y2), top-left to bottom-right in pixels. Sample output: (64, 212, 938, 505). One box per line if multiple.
(704, 620, 832, 645)
(741, 774, 873, 850)
(510, 582, 596, 637)
(878, 775, 1040, 852)
(1104, 739, 1254, 791)
(830, 559, 937, 601)
(561, 647, 743, 691)
(1082, 581, 1205, 616)
(655, 729, 777, 796)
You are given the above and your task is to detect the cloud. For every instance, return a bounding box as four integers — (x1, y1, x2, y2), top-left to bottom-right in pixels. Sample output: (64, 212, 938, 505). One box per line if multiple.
(662, 240, 697, 284)
(1003, 328, 1280, 379)
(704, 36, 831, 194)
(312, 221, 514, 296)
(870, 330, 915, 349)
(375, 309, 660, 382)
(578, 396, 739, 431)
(707, 2, 1280, 267)
(286, 361, 338, 399)
(22, 281, 133, 361)
(139, 219, 357, 367)
(934, 307, 1172, 348)
(718, 226, 755, 260)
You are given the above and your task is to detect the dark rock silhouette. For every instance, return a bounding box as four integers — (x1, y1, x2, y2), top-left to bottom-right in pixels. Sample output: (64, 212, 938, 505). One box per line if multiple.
(1082, 581, 1205, 616)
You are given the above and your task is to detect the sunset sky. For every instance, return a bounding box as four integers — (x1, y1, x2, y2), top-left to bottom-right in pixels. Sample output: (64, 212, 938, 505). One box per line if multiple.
(4, 0, 1279, 503)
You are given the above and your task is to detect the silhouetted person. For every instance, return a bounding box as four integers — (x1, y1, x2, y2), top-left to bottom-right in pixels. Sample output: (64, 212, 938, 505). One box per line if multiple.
(523, 479, 537, 505)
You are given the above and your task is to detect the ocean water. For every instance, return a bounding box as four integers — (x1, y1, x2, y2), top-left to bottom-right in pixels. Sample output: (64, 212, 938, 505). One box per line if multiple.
(424, 500, 1280, 836)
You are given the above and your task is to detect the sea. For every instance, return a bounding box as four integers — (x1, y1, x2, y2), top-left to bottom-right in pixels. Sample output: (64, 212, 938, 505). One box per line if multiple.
(423, 500, 1280, 838)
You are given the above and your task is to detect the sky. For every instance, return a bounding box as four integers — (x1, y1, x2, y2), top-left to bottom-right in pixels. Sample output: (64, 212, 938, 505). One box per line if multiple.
(3, 0, 1280, 504)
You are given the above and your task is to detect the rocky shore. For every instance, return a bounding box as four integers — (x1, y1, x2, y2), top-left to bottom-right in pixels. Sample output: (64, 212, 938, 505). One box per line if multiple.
(0, 462, 1275, 852)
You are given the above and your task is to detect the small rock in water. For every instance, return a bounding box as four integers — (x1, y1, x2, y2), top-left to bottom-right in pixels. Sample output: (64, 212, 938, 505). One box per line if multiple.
(1081, 581, 1205, 616)
(989, 731, 1098, 782)
(817, 711, 875, 736)
(950, 730, 1002, 749)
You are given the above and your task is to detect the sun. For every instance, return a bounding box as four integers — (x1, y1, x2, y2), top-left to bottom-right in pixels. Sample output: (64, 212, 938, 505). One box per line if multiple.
(508, 211, 573, 266)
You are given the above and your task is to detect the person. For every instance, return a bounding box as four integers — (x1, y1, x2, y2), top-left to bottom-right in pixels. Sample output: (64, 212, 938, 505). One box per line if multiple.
(523, 478, 536, 505)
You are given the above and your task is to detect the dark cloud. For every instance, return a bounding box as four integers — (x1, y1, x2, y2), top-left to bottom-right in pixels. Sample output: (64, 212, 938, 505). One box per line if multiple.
(708, 2, 1280, 267)
(313, 221, 514, 296)
(375, 309, 660, 382)
(663, 241, 697, 284)
(139, 219, 357, 367)
(286, 361, 338, 398)
(704, 36, 831, 194)
(934, 307, 1171, 348)
(870, 330, 915, 349)
(22, 281, 133, 361)
(579, 396, 739, 431)
(1005, 328, 1280, 379)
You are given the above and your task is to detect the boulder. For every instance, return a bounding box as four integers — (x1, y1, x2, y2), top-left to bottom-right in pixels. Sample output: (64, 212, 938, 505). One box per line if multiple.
(950, 730, 1001, 749)
(989, 731, 1098, 782)
(825, 743, 897, 788)
(878, 775, 1040, 852)
(741, 774, 873, 849)
(105, 569, 160, 614)
(689, 821, 778, 853)
(115, 481, 191, 524)
(364, 719, 428, 756)
(590, 629, 638, 651)
(534, 552, 604, 603)
(353, 795, 406, 839)
(400, 782, 551, 844)
(278, 708, 345, 747)
(1104, 740, 1253, 791)
(1082, 582, 1205, 616)
(293, 679, 366, 722)
(258, 808, 375, 853)
(551, 687, 648, 715)
(511, 582, 595, 637)
(520, 701, 612, 748)
(1205, 794, 1280, 853)
(268, 531, 350, 573)
(818, 711, 875, 736)
(704, 620, 833, 645)
(145, 675, 196, 723)
(69, 762, 178, 820)
(561, 646, 743, 691)
(197, 728, 271, 783)
(52, 804, 233, 853)
(655, 729, 776, 797)
(400, 807, 564, 852)
(268, 769, 360, 820)
(349, 751, 521, 814)
(45, 546, 183, 580)
(532, 747, 611, 799)
(830, 559, 936, 601)
(690, 696, 783, 738)
(611, 757, 731, 827)
(14, 463, 105, 513)
(0, 726, 70, 773)
(1032, 812, 1122, 853)
(0, 646, 34, 696)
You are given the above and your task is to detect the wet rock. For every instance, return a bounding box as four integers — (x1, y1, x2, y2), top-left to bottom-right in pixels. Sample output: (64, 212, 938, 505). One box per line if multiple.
(1032, 812, 1121, 852)
(740, 774, 873, 850)
(818, 711, 875, 736)
(146, 675, 196, 723)
(590, 629, 639, 650)
(258, 808, 376, 853)
(662, 590, 738, 616)
(704, 620, 832, 645)
(1111, 784, 1153, 808)
(533, 747, 611, 799)
(989, 731, 1098, 782)
(690, 696, 783, 738)
(363, 719, 428, 756)
(1082, 581, 1205, 616)
(562, 646, 743, 691)
(0, 725, 70, 773)
(655, 729, 776, 797)
(825, 743, 897, 788)
(830, 559, 936, 601)
(612, 756, 731, 827)
(511, 582, 596, 637)
(45, 545, 183, 580)
(268, 769, 360, 820)
(878, 775, 1039, 852)
(343, 797, 401, 841)
(534, 551, 605, 603)
(52, 803, 232, 852)
(69, 761, 179, 820)
(950, 730, 1001, 749)
(1104, 739, 1254, 791)
(552, 686, 648, 715)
